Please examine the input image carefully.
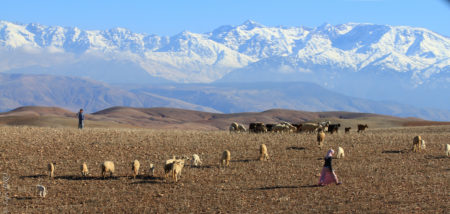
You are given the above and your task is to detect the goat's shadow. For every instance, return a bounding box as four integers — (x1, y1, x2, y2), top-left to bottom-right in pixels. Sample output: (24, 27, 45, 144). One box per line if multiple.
(130, 176, 163, 185)
(252, 185, 299, 191)
(381, 150, 406, 154)
(299, 184, 322, 188)
(12, 196, 33, 200)
(425, 155, 448, 160)
(189, 165, 215, 169)
(20, 174, 47, 179)
(231, 159, 258, 163)
(55, 175, 120, 180)
(286, 146, 306, 151)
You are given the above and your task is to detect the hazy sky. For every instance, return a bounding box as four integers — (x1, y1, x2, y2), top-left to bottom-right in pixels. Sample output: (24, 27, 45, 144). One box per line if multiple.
(1, 0, 449, 36)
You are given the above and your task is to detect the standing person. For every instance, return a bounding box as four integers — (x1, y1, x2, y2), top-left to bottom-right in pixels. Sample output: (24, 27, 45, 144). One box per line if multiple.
(318, 149, 341, 186)
(77, 109, 85, 129)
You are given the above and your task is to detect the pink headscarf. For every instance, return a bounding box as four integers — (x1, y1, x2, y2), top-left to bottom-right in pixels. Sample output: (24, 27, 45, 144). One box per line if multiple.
(326, 149, 335, 158)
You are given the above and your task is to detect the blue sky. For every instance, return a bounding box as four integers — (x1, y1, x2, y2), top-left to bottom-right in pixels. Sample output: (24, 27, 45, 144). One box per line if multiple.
(1, 0, 449, 36)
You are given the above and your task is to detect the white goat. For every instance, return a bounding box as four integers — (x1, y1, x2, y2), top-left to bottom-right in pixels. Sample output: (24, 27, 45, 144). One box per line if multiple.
(132, 160, 140, 179)
(81, 162, 89, 177)
(36, 185, 47, 198)
(101, 161, 115, 178)
(337, 147, 345, 159)
(221, 150, 231, 167)
(48, 163, 55, 178)
(191, 154, 202, 167)
(149, 163, 155, 177)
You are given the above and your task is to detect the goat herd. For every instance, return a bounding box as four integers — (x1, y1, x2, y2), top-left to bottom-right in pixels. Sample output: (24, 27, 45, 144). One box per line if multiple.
(229, 121, 369, 134)
(34, 121, 449, 200)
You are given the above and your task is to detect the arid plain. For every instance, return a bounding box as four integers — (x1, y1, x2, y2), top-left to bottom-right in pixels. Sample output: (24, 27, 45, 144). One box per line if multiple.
(0, 107, 449, 213)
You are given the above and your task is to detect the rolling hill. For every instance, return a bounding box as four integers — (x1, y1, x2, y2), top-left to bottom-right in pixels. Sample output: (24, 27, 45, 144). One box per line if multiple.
(1, 106, 449, 130)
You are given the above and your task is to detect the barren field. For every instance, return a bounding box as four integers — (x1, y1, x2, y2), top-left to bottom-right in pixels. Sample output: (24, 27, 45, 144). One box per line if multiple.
(0, 125, 449, 213)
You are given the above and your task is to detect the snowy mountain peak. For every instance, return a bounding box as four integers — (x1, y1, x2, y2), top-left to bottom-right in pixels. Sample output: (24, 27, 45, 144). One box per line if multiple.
(0, 20, 448, 85)
(239, 20, 265, 30)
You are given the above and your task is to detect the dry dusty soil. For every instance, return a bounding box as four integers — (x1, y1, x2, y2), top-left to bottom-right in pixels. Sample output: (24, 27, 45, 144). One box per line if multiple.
(0, 125, 449, 213)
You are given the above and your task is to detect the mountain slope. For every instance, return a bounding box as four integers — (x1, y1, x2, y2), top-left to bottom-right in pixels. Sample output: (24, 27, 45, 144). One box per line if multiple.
(0, 20, 448, 85)
(1, 73, 449, 121)
(0, 73, 218, 113)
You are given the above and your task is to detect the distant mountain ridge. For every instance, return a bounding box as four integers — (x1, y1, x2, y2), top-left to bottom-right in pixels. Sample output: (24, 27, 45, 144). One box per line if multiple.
(1, 73, 450, 121)
(0, 20, 448, 85)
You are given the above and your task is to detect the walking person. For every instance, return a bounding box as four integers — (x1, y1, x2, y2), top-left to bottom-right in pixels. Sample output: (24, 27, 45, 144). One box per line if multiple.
(77, 109, 85, 129)
(318, 149, 342, 186)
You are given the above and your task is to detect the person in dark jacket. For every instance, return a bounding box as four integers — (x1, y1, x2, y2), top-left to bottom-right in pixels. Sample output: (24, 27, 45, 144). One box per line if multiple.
(77, 109, 85, 129)
(318, 149, 341, 186)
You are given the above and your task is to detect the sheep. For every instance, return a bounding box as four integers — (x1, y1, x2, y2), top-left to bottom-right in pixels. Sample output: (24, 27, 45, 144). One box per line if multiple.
(412, 136, 422, 152)
(191, 154, 202, 167)
(36, 184, 47, 198)
(280, 122, 296, 132)
(221, 150, 231, 167)
(229, 122, 239, 132)
(47, 163, 55, 178)
(345, 127, 351, 133)
(420, 140, 426, 150)
(149, 163, 155, 177)
(101, 161, 115, 178)
(249, 122, 267, 133)
(237, 124, 247, 132)
(337, 147, 345, 159)
(259, 144, 269, 161)
(132, 160, 140, 179)
(317, 130, 325, 148)
(81, 162, 89, 177)
(301, 123, 319, 133)
(272, 124, 289, 133)
(446, 144, 450, 156)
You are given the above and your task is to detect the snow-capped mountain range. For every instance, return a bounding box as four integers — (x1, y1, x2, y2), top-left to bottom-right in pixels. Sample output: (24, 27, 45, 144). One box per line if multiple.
(1, 20, 448, 85)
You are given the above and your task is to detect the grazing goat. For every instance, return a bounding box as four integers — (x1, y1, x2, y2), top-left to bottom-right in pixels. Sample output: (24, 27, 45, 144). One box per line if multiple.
(81, 162, 89, 177)
(36, 185, 47, 198)
(259, 144, 269, 161)
(301, 123, 319, 133)
(317, 130, 325, 148)
(149, 163, 155, 177)
(230, 122, 246, 133)
(344, 127, 351, 133)
(164, 159, 185, 182)
(191, 154, 202, 167)
(47, 163, 55, 179)
(132, 160, 140, 179)
(357, 124, 368, 133)
(420, 140, 426, 150)
(412, 136, 422, 152)
(237, 124, 247, 132)
(221, 150, 231, 167)
(337, 147, 345, 159)
(328, 124, 341, 134)
(446, 144, 450, 156)
(249, 123, 267, 133)
(229, 122, 239, 132)
(101, 161, 115, 178)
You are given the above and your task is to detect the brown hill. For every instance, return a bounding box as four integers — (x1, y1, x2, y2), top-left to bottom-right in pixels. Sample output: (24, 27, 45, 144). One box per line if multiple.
(0, 106, 449, 130)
